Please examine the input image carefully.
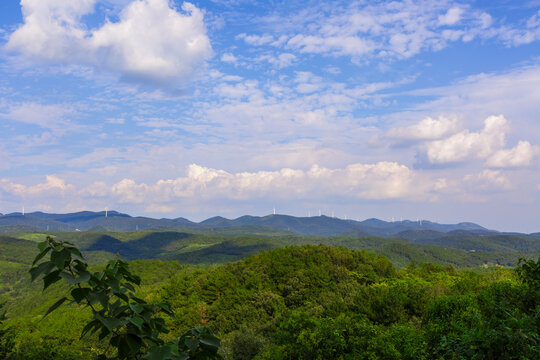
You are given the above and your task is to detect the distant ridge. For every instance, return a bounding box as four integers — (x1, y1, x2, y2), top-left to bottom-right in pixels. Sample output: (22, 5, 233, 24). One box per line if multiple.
(0, 210, 516, 237)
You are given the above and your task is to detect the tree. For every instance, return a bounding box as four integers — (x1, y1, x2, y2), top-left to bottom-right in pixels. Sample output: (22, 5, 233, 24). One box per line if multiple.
(29, 236, 222, 360)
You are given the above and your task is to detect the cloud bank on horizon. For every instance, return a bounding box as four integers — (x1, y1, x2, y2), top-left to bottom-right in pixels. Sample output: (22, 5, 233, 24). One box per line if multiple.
(0, 0, 539, 231)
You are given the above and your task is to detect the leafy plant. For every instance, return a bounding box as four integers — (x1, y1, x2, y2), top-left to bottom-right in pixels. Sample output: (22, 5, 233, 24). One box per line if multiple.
(29, 236, 222, 360)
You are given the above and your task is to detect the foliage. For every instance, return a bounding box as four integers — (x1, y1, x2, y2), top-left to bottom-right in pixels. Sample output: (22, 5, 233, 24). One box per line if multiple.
(29, 236, 222, 360)
(0, 302, 14, 357)
(1, 237, 538, 359)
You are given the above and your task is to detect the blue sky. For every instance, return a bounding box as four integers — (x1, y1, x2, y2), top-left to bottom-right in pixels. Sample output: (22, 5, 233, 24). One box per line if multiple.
(1, 0, 540, 232)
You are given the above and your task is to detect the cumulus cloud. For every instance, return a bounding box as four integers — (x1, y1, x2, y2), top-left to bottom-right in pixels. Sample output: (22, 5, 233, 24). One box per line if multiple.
(386, 115, 461, 143)
(485, 141, 538, 168)
(424, 115, 508, 164)
(70, 162, 435, 206)
(1, 162, 438, 212)
(418, 115, 539, 167)
(6, 0, 212, 87)
(0, 175, 74, 197)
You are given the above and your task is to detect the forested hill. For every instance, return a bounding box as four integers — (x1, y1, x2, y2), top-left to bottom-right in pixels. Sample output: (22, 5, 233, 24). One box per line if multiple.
(0, 244, 538, 359)
(0, 210, 523, 237)
(2, 226, 539, 270)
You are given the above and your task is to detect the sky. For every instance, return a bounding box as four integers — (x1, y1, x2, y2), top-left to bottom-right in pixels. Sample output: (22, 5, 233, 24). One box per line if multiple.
(0, 0, 539, 232)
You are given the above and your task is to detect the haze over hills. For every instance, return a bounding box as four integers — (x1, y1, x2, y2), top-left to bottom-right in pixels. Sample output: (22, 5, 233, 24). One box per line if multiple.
(0, 210, 532, 237)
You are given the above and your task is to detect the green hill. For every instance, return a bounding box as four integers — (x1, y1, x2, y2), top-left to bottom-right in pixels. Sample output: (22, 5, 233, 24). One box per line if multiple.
(2, 245, 537, 359)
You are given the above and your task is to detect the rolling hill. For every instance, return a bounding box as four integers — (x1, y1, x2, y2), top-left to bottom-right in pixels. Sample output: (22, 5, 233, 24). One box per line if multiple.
(0, 211, 511, 237)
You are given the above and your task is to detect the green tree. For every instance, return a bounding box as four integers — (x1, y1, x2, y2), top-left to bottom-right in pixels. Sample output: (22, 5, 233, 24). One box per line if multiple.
(29, 236, 223, 360)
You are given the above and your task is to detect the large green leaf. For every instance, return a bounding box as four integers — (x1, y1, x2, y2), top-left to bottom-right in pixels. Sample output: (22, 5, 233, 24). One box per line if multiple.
(129, 303, 144, 314)
(200, 334, 221, 349)
(143, 344, 179, 360)
(43, 297, 67, 318)
(37, 240, 49, 252)
(95, 313, 125, 331)
(59, 271, 77, 284)
(29, 261, 56, 281)
(129, 316, 144, 330)
(157, 303, 173, 315)
(87, 290, 109, 308)
(59, 268, 91, 286)
(71, 287, 91, 303)
(80, 319, 102, 339)
(51, 249, 72, 269)
(43, 270, 62, 290)
(32, 247, 51, 266)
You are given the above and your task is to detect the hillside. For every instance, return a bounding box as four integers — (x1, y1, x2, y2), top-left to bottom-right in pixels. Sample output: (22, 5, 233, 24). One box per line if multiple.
(3, 228, 538, 269)
(0, 245, 537, 359)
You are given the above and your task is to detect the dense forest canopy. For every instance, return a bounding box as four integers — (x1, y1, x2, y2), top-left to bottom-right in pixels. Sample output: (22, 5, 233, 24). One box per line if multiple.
(0, 228, 539, 359)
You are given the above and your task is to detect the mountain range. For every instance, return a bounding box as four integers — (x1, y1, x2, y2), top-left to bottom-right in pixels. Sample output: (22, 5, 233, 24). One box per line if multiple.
(0, 210, 526, 238)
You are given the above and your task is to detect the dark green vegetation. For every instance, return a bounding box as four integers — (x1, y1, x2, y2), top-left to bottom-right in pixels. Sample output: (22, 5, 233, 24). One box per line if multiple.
(0, 227, 539, 359)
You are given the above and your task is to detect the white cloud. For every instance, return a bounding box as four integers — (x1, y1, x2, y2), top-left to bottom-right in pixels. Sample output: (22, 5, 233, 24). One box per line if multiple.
(6, 0, 212, 87)
(287, 34, 375, 57)
(404, 64, 540, 146)
(425, 115, 508, 164)
(80, 162, 432, 203)
(463, 170, 512, 191)
(106, 117, 125, 124)
(386, 115, 461, 142)
(241, 2, 540, 62)
(80, 181, 109, 197)
(184, 75, 396, 151)
(0, 175, 74, 197)
(294, 71, 324, 93)
(267, 53, 296, 68)
(0, 102, 76, 135)
(496, 10, 540, 46)
(486, 141, 538, 168)
(221, 53, 237, 63)
(145, 204, 174, 213)
(236, 33, 274, 45)
(244, 1, 495, 60)
(438, 7, 463, 26)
